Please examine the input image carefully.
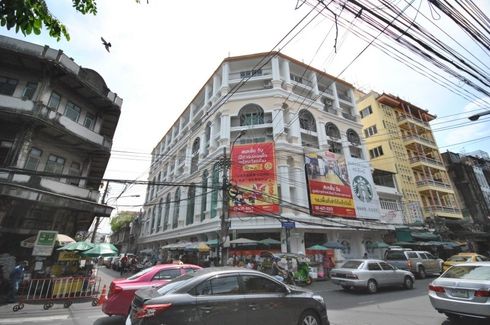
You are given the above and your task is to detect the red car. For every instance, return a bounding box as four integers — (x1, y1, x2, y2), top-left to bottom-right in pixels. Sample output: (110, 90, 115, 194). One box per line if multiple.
(102, 263, 201, 317)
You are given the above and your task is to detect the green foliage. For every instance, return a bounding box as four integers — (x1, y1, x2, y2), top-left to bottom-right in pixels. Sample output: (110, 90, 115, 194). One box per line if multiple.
(0, 0, 98, 41)
(110, 211, 137, 232)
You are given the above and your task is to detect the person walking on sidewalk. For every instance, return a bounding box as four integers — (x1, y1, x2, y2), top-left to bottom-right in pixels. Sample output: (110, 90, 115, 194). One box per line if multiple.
(120, 254, 128, 277)
(7, 260, 27, 303)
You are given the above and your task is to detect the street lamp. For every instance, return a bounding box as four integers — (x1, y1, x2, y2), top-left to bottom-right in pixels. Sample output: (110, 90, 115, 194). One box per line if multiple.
(468, 111, 490, 121)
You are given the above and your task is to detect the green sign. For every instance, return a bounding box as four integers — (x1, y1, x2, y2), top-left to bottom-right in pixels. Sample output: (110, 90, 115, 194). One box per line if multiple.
(33, 230, 58, 256)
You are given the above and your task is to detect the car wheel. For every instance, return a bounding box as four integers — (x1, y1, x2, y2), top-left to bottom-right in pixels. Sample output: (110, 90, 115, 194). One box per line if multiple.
(418, 267, 426, 279)
(298, 310, 320, 325)
(403, 276, 413, 289)
(367, 279, 378, 294)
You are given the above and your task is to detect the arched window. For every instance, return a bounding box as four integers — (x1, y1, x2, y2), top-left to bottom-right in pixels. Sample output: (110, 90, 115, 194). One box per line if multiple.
(191, 137, 200, 174)
(163, 193, 171, 231)
(325, 123, 340, 139)
(299, 110, 316, 132)
(239, 104, 264, 126)
(172, 188, 180, 228)
(201, 170, 208, 221)
(186, 184, 196, 225)
(210, 163, 220, 218)
(156, 198, 163, 231)
(347, 129, 360, 145)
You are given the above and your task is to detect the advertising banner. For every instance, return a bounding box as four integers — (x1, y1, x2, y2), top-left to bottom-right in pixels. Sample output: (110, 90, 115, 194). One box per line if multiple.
(32, 230, 58, 256)
(305, 151, 356, 218)
(346, 157, 382, 220)
(229, 142, 280, 215)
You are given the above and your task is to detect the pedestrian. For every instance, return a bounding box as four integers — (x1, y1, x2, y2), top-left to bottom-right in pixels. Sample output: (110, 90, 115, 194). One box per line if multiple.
(8, 260, 28, 303)
(363, 252, 368, 259)
(120, 254, 128, 276)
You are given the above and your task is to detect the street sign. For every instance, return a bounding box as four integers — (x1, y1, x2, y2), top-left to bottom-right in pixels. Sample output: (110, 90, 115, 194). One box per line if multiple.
(32, 230, 58, 256)
(281, 221, 295, 229)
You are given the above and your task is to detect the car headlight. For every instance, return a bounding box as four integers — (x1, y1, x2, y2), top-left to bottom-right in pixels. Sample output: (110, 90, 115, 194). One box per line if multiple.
(312, 295, 325, 305)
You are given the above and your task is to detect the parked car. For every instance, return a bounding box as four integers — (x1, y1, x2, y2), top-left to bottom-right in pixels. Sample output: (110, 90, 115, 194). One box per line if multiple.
(385, 249, 442, 278)
(102, 263, 201, 317)
(330, 259, 415, 294)
(442, 253, 488, 272)
(429, 261, 490, 321)
(103, 257, 113, 268)
(127, 267, 330, 325)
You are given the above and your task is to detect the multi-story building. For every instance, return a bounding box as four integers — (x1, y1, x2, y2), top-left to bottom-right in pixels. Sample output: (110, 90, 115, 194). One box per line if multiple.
(442, 151, 490, 249)
(373, 169, 404, 225)
(357, 91, 463, 224)
(0, 36, 122, 256)
(138, 52, 393, 262)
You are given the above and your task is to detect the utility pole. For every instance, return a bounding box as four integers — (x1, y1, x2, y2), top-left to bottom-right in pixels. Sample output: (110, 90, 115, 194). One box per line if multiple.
(220, 147, 231, 266)
(91, 181, 110, 243)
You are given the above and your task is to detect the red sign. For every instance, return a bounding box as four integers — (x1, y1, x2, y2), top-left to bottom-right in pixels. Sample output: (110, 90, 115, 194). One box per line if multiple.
(305, 151, 356, 218)
(229, 142, 280, 215)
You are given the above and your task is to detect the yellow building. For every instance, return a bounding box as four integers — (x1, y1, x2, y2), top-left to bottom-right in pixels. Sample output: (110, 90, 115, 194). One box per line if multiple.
(357, 91, 462, 223)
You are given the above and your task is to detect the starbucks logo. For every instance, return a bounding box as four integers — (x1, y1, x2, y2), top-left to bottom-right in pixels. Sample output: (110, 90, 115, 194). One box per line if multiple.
(352, 176, 373, 202)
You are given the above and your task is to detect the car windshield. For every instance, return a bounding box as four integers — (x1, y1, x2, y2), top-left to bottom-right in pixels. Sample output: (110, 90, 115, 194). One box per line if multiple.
(127, 267, 153, 280)
(448, 256, 472, 262)
(441, 265, 490, 280)
(156, 273, 195, 295)
(341, 261, 364, 269)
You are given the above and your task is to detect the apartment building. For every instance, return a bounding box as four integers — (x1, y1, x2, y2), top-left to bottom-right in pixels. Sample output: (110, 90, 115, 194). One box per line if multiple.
(138, 52, 393, 262)
(357, 91, 462, 224)
(0, 36, 122, 255)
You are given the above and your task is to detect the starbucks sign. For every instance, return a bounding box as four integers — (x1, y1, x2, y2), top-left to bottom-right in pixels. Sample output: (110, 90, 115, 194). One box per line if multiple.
(352, 176, 373, 202)
(347, 158, 381, 220)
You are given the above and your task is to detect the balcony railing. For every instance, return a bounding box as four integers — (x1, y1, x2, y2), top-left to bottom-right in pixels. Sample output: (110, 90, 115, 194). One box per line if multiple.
(338, 92, 352, 103)
(416, 179, 452, 189)
(342, 112, 356, 121)
(424, 206, 461, 215)
(409, 156, 444, 167)
(403, 135, 436, 147)
(397, 114, 430, 127)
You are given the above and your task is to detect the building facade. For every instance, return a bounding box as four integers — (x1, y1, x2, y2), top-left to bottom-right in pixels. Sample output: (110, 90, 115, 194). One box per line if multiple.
(0, 36, 122, 255)
(138, 52, 393, 262)
(357, 91, 463, 224)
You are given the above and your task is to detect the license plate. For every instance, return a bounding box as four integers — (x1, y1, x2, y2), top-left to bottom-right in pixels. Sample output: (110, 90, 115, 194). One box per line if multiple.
(451, 289, 468, 298)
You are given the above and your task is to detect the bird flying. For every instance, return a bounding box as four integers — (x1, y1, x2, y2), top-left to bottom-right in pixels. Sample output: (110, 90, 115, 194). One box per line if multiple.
(101, 37, 111, 53)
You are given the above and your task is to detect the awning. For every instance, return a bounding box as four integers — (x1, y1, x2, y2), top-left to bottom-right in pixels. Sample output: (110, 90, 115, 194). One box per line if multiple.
(206, 239, 218, 246)
(411, 232, 440, 241)
(395, 228, 413, 242)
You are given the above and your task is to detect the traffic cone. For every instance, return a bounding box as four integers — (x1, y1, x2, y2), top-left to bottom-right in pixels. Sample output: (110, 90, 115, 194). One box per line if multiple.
(97, 285, 107, 306)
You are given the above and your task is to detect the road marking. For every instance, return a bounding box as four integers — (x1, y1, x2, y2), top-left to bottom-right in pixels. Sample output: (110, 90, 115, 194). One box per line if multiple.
(0, 315, 69, 324)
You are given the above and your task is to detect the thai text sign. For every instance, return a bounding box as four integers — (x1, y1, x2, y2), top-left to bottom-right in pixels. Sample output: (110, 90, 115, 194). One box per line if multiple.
(305, 151, 356, 218)
(346, 157, 381, 220)
(32, 230, 58, 256)
(230, 142, 280, 215)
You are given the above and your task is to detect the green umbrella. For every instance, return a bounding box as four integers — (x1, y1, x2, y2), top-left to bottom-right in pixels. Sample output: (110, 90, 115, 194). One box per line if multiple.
(307, 244, 329, 251)
(57, 241, 94, 251)
(259, 238, 281, 245)
(81, 243, 118, 257)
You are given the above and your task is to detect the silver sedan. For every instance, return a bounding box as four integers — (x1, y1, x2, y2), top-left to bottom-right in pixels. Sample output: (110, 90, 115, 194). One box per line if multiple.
(330, 259, 415, 293)
(429, 261, 490, 322)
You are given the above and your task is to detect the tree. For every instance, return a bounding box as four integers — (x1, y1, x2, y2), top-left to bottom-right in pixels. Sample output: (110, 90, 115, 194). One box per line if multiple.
(0, 0, 98, 41)
(110, 211, 137, 233)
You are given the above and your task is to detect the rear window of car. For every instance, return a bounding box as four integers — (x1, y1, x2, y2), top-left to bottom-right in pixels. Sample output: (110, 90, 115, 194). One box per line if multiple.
(448, 256, 472, 262)
(385, 251, 407, 260)
(341, 261, 364, 269)
(407, 252, 418, 258)
(441, 265, 490, 280)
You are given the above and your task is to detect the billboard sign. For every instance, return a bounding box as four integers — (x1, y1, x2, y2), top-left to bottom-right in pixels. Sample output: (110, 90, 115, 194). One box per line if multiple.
(32, 230, 58, 256)
(305, 151, 356, 218)
(229, 142, 280, 215)
(347, 157, 381, 220)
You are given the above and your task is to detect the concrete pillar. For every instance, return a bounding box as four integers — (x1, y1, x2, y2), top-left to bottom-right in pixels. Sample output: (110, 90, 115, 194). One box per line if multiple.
(222, 63, 230, 94)
(294, 165, 308, 208)
(272, 108, 285, 137)
(289, 112, 301, 142)
(278, 164, 291, 203)
(205, 85, 211, 104)
(213, 75, 220, 96)
(281, 60, 292, 92)
(179, 188, 188, 227)
(317, 121, 327, 147)
(271, 57, 282, 89)
(332, 82, 342, 118)
(311, 71, 319, 97)
(220, 114, 230, 145)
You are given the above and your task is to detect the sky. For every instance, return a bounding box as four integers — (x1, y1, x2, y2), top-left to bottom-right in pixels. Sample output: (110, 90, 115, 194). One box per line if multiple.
(1, 0, 489, 232)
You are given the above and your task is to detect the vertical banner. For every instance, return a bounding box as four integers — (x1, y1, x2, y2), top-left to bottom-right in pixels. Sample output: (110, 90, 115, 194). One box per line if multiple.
(229, 142, 280, 215)
(346, 157, 382, 220)
(305, 151, 356, 218)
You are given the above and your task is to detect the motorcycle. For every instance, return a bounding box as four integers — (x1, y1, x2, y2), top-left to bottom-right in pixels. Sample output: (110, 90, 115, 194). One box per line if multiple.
(274, 253, 313, 286)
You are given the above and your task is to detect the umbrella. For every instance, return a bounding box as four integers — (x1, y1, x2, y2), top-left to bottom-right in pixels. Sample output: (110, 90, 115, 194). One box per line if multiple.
(366, 241, 390, 249)
(57, 241, 94, 251)
(81, 243, 118, 257)
(229, 238, 258, 245)
(206, 239, 219, 246)
(323, 241, 345, 249)
(307, 244, 329, 251)
(259, 238, 281, 245)
(20, 233, 75, 248)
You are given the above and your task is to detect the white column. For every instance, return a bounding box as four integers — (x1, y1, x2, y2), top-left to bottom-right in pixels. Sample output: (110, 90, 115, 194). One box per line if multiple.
(271, 57, 282, 88)
(205, 85, 211, 104)
(189, 103, 196, 121)
(332, 82, 342, 117)
(278, 164, 291, 203)
(179, 188, 188, 227)
(294, 165, 308, 208)
(222, 63, 230, 94)
(311, 72, 319, 97)
(199, 131, 206, 158)
(213, 75, 220, 96)
(281, 60, 292, 91)
(184, 143, 192, 175)
(220, 114, 230, 145)
(209, 120, 217, 150)
(289, 112, 301, 142)
(317, 121, 327, 148)
(341, 135, 350, 158)
(272, 108, 285, 137)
